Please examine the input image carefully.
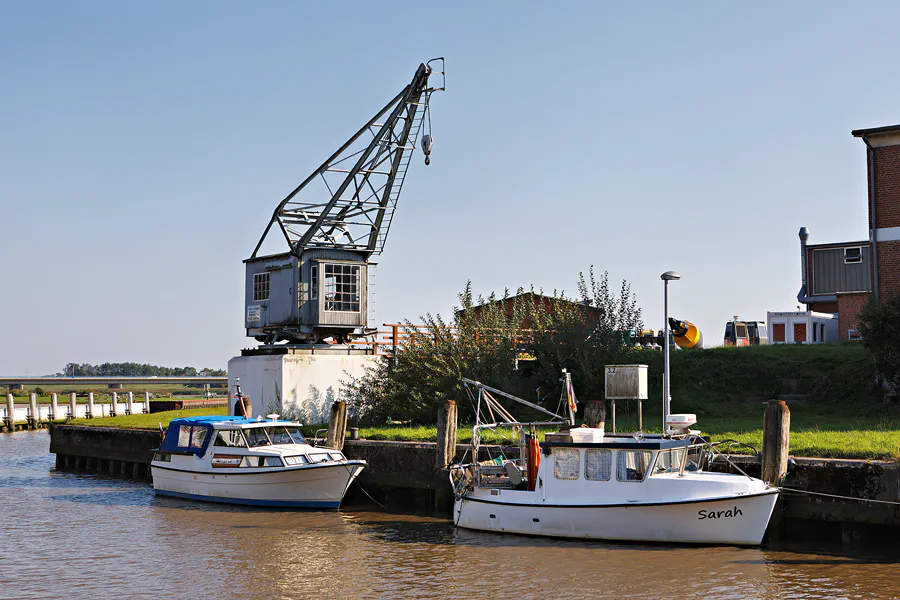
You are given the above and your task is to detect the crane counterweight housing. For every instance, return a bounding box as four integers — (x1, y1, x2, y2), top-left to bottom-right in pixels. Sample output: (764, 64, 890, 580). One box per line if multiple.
(244, 59, 444, 345)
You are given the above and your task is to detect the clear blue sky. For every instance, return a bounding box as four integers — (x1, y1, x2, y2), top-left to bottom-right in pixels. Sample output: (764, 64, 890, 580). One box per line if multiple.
(2, 2, 898, 375)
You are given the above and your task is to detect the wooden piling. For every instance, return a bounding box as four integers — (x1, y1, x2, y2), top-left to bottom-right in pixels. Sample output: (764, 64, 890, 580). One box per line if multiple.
(126, 392, 134, 415)
(762, 400, 790, 541)
(87, 392, 94, 419)
(50, 393, 58, 421)
(435, 400, 458, 470)
(325, 401, 348, 451)
(144, 391, 151, 414)
(5, 393, 14, 432)
(69, 392, 77, 420)
(762, 400, 790, 485)
(29, 393, 38, 429)
(111, 392, 118, 416)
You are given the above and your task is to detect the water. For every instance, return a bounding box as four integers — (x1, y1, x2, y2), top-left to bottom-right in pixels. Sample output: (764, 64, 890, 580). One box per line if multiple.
(2, 431, 899, 600)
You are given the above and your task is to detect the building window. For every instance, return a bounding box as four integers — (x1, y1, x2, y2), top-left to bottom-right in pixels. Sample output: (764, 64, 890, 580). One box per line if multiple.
(844, 247, 862, 264)
(553, 448, 580, 480)
(323, 263, 360, 312)
(584, 449, 612, 481)
(310, 265, 318, 300)
(253, 272, 270, 301)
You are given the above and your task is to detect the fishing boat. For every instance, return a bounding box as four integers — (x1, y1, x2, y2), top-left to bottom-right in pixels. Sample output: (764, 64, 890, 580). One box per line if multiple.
(151, 415, 365, 508)
(449, 374, 779, 545)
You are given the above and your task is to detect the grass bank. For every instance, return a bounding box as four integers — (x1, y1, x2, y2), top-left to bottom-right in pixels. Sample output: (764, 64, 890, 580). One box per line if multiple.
(69, 407, 227, 429)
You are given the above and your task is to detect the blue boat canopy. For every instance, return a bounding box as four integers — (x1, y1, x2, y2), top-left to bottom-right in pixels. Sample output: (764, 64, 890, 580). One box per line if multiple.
(159, 416, 301, 456)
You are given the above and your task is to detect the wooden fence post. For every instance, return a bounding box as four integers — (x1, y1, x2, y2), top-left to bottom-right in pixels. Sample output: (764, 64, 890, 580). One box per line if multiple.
(762, 400, 790, 486)
(87, 392, 94, 419)
(110, 392, 118, 416)
(435, 400, 458, 470)
(326, 401, 348, 451)
(50, 393, 58, 421)
(69, 392, 76, 419)
(5, 394, 14, 431)
(126, 392, 134, 415)
(29, 393, 38, 428)
(144, 391, 151, 414)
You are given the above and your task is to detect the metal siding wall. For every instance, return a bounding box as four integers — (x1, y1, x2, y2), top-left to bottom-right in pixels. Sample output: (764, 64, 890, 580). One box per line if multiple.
(811, 247, 872, 294)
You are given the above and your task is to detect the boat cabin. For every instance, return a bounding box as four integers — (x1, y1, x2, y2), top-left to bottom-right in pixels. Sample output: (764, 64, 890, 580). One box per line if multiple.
(153, 416, 348, 470)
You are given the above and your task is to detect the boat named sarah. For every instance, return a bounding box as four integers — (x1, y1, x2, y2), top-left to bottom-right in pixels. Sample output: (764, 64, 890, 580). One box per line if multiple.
(151, 416, 365, 508)
(449, 375, 778, 545)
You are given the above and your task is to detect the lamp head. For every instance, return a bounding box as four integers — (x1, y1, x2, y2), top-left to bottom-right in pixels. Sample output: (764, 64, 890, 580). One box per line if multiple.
(661, 271, 682, 281)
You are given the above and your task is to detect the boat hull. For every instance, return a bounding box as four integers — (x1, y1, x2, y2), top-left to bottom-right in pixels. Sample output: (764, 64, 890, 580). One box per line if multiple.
(454, 490, 779, 545)
(151, 461, 365, 508)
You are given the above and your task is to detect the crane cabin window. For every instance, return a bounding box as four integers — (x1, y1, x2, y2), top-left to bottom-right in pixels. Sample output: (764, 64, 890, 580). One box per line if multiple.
(324, 263, 360, 312)
(310, 265, 318, 300)
(253, 272, 270, 301)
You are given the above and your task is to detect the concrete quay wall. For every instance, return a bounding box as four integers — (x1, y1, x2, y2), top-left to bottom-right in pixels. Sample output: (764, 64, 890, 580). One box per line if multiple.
(48, 425, 900, 543)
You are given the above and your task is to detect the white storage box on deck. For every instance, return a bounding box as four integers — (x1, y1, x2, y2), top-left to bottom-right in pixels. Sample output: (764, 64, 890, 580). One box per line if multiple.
(569, 427, 605, 443)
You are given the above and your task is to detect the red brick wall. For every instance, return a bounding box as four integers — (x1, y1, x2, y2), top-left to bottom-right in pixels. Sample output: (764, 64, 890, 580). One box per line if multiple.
(873, 146, 900, 229)
(876, 240, 900, 301)
(809, 301, 837, 313)
(837, 292, 871, 341)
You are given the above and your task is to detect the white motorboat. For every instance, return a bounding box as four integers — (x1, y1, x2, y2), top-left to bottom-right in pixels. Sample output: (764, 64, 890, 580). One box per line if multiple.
(151, 416, 365, 508)
(450, 377, 778, 545)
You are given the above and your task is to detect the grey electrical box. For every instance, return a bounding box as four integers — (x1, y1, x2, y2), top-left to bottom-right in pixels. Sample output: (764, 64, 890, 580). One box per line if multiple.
(605, 365, 648, 400)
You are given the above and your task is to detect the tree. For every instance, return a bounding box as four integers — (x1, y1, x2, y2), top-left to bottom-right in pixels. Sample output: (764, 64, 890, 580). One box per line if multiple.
(343, 268, 644, 425)
(858, 294, 900, 389)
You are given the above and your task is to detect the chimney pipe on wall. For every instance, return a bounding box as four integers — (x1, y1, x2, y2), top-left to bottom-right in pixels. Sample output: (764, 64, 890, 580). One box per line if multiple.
(799, 226, 810, 294)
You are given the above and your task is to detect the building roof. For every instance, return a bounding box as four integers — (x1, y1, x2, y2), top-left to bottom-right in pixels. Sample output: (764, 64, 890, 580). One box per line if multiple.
(851, 124, 900, 138)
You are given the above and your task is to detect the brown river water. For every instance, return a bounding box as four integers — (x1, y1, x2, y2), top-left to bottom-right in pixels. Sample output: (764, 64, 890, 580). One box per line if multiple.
(2, 431, 899, 600)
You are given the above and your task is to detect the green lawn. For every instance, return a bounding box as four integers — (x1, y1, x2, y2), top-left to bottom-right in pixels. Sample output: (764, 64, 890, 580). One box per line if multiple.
(69, 407, 227, 429)
(62, 395, 900, 460)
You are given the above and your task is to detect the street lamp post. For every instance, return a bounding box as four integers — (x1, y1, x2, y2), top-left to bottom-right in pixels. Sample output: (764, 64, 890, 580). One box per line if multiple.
(660, 271, 681, 436)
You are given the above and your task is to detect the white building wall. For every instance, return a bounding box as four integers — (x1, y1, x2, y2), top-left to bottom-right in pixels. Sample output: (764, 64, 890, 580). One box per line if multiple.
(227, 353, 379, 423)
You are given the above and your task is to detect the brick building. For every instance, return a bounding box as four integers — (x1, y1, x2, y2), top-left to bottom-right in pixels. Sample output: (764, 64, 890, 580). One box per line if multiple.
(797, 123, 900, 340)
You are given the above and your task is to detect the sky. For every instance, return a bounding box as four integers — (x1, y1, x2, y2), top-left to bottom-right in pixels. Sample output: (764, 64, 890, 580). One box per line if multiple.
(2, 2, 899, 375)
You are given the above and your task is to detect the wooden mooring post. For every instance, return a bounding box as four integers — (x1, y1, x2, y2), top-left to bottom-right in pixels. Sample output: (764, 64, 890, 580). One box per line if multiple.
(435, 400, 458, 470)
(326, 401, 348, 450)
(69, 392, 77, 420)
(5, 393, 14, 432)
(50, 393, 58, 421)
(126, 392, 134, 415)
(762, 399, 790, 540)
(144, 391, 151, 414)
(87, 392, 95, 419)
(29, 393, 38, 429)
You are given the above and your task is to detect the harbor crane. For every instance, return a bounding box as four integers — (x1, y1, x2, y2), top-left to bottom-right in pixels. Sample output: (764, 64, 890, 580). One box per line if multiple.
(244, 59, 445, 345)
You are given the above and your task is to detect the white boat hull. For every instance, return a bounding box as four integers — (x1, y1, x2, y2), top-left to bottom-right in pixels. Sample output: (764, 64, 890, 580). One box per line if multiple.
(454, 490, 779, 545)
(152, 462, 365, 508)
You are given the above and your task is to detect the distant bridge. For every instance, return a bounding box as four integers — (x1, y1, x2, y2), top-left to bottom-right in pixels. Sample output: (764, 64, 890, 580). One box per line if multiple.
(0, 376, 228, 388)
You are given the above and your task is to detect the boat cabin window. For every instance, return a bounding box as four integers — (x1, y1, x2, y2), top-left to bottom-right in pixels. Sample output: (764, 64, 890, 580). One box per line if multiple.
(214, 430, 247, 448)
(266, 426, 306, 445)
(553, 448, 580, 480)
(261, 456, 284, 467)
(176, 425, 209, 449)
(616, 450, 652, 482)
(329, 452, 344, 461)
(584, 449, 612, 481)
(245, 428, 272, 447)
(651, 448, 686, 476)
(284, 455, 309, 466)
(307, 452, 332, 464)
(685, 446, 704, 471)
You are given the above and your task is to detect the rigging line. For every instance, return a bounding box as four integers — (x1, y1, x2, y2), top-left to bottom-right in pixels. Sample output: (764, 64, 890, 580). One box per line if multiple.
(780, 487, 900, 506)
(339, 461, 386, 509)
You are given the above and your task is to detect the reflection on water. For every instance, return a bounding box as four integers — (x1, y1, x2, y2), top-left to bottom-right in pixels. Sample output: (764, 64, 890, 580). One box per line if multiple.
(2, 431, 898, 600)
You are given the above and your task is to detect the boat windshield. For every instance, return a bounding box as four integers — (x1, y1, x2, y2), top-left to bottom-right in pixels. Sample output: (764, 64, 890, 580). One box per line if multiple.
(269, 426, 306, 445)
(244, 428, 272, 447)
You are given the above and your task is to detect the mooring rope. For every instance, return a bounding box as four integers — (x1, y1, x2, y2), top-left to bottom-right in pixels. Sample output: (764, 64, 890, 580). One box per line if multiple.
(780, 486, 900, 506)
